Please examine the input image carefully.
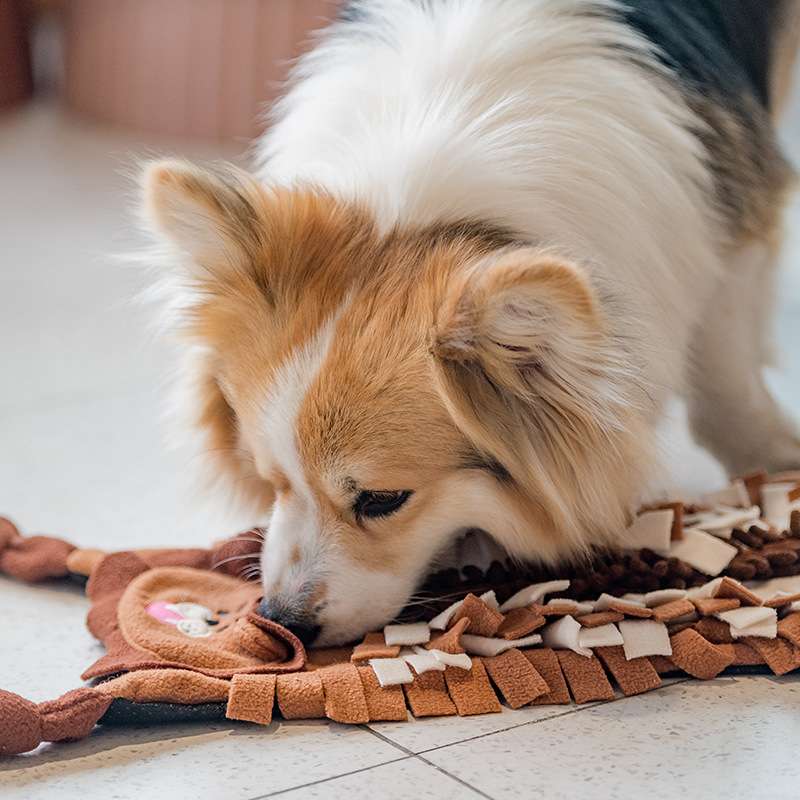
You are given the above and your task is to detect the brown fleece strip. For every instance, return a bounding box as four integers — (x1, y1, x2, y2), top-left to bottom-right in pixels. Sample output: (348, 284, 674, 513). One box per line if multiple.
(38, 688, 113, 745)
(777, 611, 800, 647)
(86, 592, 124, 641)
(403, 670, 458, 717)
(306, 647, 353, 670)
(576, 611, 625, 628)
(357, 666, 408, 721)
(693, 617, 734, 644)
(86, 552, 150, 600)
(715, 577, 763, 607)
(65, 548, 105, 577)
(716, 642, 764, 666)
(743, 636, 800, 675)
(765, 592, 800, 608)
(444, 660, 502, 716)
(606, 600, 653, 618)
(427, 617, 470, 654)
(351, 632, 401, 662)
(320, 663, 370, 724)
(556, 650, 615, 704)
(648, 655, 677, 674)
(669, 629, 734, 679)
(692, 597, 741, 615)
(652, 599, 696, 623)
(539, 601, 580, 617)
(741, 470, 767, 506)
(497, 606, 546, 639)
(452, 593, 504, 637)
(226, 674, 276, 725)
(97, 669, 231, 704)
(276, 672, 325, 719)
(484, 648, 549, 709)
(596, 646, 661, 696)
(523, 648, 571, 705)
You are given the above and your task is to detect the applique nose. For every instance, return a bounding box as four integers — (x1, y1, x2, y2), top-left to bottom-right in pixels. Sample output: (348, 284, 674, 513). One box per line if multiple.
(257, 599, 320, 646)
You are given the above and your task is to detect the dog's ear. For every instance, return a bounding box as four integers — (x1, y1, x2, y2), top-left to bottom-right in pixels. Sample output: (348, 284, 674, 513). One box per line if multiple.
(432, 249, 603, 398)
(431, 248, 650, 552)
(141, 159, 269, 284)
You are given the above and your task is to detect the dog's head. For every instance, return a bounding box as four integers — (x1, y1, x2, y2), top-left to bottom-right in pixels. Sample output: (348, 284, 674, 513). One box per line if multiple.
(142, 160, 652, 645)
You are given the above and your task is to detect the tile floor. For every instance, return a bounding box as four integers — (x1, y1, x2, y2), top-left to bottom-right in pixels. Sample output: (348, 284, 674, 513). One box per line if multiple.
(1, 92, 800, 799)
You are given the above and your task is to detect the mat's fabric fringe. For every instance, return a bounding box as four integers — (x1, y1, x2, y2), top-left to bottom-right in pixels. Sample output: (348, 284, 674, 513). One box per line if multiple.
(1, 487, 800, 757)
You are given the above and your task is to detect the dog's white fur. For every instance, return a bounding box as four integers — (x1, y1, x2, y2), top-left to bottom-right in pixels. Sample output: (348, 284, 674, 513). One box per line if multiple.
(145, 0, 799, 644)
(259, 0, 717, 410)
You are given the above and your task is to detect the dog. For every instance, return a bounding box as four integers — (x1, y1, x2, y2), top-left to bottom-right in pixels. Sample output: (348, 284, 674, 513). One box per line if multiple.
(141, 0, 800, 645)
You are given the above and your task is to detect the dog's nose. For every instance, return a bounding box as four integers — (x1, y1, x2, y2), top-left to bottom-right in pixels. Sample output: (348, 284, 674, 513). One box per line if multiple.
(257, 599, 320, 646)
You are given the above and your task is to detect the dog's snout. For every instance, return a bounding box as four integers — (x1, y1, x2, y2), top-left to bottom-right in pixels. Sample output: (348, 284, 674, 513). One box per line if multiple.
(257, 598, 320, 646)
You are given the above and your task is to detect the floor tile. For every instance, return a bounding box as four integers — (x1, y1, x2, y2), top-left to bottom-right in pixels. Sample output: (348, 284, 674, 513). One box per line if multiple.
(0, 720, 402, 800)
(0, 578, 98, 701)
(265, 756, 487, 800)
(367, 702, 592, 755)
(423, 675, 800, 800)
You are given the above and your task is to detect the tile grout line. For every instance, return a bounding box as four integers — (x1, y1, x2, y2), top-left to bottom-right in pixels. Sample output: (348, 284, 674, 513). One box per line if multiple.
(250, 750, 413, 799)
(368, 677, 694, 760)
(365, 728, 496, 800)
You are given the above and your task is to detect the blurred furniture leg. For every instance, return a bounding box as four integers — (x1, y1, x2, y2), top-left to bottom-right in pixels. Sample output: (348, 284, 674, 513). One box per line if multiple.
(0, 0, 33, 109)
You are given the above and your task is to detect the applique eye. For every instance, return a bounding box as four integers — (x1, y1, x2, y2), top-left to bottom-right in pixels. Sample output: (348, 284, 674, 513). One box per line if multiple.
(354, 490, 413, 520)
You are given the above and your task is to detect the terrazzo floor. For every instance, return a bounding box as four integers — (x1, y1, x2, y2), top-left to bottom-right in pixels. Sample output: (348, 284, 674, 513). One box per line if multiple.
(1, 95, 800, 800)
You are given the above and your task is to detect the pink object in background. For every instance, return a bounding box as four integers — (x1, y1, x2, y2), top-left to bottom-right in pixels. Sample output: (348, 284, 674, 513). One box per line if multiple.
(64, 0, 340, 141)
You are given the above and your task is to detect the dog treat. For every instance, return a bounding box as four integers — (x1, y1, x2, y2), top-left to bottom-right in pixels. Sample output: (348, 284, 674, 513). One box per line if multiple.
(3, 475, 800, 755)
(484, 648, 549, 708)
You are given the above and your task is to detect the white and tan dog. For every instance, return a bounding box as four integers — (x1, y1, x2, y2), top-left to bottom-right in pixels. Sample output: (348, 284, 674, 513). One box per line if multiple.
(142, 0, 800, 644)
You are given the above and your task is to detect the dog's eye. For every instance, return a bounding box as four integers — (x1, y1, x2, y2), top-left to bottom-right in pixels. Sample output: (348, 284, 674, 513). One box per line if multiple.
(354, 490, 412, 520)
